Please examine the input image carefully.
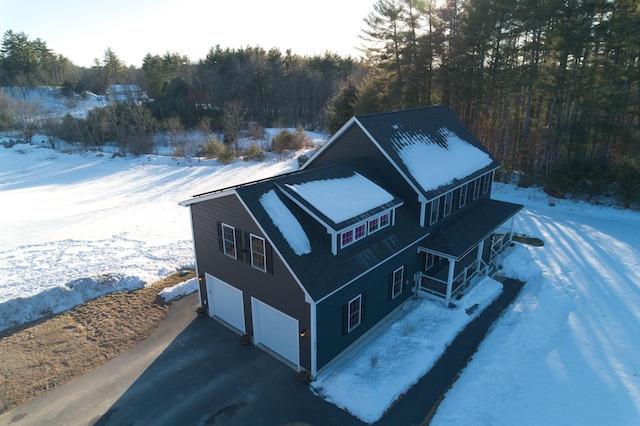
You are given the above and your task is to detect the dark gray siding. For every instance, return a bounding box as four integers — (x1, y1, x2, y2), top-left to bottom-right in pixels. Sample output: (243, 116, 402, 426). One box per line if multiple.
(190, 193, 312, 370)
(314, 243, 421, 370)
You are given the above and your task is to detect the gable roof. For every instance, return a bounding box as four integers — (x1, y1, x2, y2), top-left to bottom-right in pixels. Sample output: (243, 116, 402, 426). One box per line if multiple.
(307, 106, 500, 202)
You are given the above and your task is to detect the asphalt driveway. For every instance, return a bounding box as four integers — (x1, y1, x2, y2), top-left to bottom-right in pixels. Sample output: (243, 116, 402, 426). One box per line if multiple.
(0, 278, 523, 426)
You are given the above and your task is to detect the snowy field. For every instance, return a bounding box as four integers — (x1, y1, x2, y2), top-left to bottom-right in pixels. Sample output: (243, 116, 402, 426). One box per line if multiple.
(2, 125, 640, 424)
(0, 138, 305, 331)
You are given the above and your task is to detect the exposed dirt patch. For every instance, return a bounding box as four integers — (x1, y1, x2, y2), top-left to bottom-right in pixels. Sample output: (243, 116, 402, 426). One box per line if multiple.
(0, 270, 195, 414)
(513, 234, 545, 247)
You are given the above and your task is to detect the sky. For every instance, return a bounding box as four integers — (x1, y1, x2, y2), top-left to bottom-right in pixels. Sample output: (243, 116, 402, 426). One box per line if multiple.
(0, 0, 378, 67)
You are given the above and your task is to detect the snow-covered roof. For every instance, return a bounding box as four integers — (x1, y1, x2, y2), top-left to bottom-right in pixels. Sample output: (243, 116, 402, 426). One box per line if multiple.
(392, 127, 493, 193)
(284, 172, 395, 224)
(259, 190, 311, 256)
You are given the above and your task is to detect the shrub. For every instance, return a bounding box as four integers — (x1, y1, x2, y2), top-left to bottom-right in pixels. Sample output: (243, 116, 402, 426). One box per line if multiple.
(217, 146, 237, 164)
(242, 143, 265, 162)
(271, 128, 308, 153)
(199, 139, 225, 159)
(297, 154, 309, 168)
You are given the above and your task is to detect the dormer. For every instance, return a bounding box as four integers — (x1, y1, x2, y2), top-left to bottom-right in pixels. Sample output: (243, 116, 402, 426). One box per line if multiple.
(276, 165, 404, 255)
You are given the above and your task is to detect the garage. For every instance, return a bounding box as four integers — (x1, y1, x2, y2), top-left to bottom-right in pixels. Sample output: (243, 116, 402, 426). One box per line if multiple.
(206, 274, 245, 333)
(251, 298, 300, 367)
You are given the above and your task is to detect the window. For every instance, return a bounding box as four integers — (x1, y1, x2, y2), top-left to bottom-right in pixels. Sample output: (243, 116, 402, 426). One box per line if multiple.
(391, 266, 404, 299)
(379, 212, 390, 228)
(341, 210, 393, 249)
(368, 217, 379, 233)
(425, 253, 440, 270)
(221, 223, 237, 259)
(459, 185, 468, 208)
(473, 178, 481, 200)
(482, 172, 492, 194)
(430, 197, 440, 225)
(341, 229, 354, 247)
(348, 295, 362, 332)
(250, 234, 266, 272)
(443, 192, 453, 217)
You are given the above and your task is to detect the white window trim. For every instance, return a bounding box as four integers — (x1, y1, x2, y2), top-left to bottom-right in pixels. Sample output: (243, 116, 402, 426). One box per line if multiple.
(392, 266, 404, 299)
(459, 185, 468, 208)
(379, 211, 391, 229)
(368, 216, 380, 234)
(482, 171, 492, 194)
(347, 294, 362, 332)
(353, 223, 367, 241)
(443, 192, 453, 217)
(221, 223, 237, 259)
(473, 178, 481, 200)
(430, 197, 440, 225)
(340, 209, 394, 249)
(250, 234, 267, 272)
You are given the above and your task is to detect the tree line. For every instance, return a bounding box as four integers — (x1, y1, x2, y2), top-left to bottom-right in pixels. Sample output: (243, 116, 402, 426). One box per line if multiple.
(1, 0, 638, 204)
(329, 0, 639, 204)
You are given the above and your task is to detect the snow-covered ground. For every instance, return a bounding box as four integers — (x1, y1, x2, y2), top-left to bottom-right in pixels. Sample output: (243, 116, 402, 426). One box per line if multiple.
(1, 127, 640, 424)
(311, 276, 504, 423)
(0, 138, 306, 331)
(1, 86, 106, 120)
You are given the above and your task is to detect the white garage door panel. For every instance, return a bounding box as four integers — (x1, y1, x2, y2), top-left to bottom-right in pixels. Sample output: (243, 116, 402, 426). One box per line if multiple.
(206, 274, 245, 333)
(252, 298, 299, 366)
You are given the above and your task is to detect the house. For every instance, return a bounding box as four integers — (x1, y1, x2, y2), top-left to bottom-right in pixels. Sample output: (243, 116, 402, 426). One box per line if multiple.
(105, 84, 150, 104)
(179, 106, 523, 378)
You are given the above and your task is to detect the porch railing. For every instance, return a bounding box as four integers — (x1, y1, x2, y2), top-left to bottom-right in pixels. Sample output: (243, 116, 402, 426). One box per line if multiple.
(420, 260, 484, 299)
(419, 228, 513, 301)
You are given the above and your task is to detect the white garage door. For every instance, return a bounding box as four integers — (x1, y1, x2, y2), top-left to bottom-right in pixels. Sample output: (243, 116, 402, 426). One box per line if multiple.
(206, 274, 245, 333)
(251, 298, 299, 366)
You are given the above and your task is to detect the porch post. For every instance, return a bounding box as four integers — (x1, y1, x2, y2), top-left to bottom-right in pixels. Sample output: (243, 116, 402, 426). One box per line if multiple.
(445, 258, 455, 303)
(508, 216, 516, 244)
(476, 240, 485, 272)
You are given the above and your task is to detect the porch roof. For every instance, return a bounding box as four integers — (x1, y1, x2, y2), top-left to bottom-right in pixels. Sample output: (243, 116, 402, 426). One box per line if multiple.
(418, 199, 523, 260)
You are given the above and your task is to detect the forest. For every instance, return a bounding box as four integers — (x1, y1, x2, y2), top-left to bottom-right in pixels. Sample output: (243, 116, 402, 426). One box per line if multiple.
(1, 0, 638, 205)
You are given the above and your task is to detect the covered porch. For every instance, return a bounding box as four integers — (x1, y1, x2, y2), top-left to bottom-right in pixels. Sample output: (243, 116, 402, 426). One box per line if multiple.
(416, 199, 523, 304)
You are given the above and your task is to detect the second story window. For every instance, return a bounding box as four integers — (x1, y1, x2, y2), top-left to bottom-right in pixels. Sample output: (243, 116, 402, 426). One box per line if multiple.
(443, 192, 453, 217)
(483, 172, 492, 194)
(341, 230, 354, 247)
(368, 217, 379, 233)
(459, 185, 468, 208)
(473, 178, 481, 200)
(340, 210, 394, 249)
(379, 212, 390, 228)
(250, 234, 266, 272)
(430, 197, 440, 225)
(221, 223, 237, 259)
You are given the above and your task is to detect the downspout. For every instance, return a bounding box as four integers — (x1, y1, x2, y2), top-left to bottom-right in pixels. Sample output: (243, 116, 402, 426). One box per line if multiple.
(310, 301, 318, 378)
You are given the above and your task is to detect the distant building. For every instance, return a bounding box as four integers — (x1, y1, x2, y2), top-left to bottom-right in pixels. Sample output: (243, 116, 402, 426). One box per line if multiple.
(105, 85, 150, 105)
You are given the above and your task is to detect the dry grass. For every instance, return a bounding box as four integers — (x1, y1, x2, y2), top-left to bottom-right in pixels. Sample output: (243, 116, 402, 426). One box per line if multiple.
(0, 270, 195, 414)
